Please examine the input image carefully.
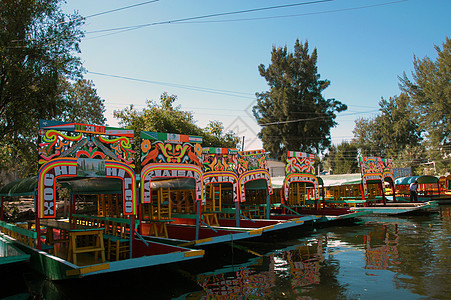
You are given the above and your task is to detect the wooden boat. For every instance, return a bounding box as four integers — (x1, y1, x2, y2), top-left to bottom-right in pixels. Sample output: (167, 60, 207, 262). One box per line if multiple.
(139, 143, 313, 242)
(349, 201, 438, 215)
(315, 156, 439, 215)
(200, 148, 317, 235)
(138, 132, 266, 247)
(0, 120, 204, 280)
(269, 151, 373, 223)
(394, 175, 451, 204)
(0, 232, 30, 266)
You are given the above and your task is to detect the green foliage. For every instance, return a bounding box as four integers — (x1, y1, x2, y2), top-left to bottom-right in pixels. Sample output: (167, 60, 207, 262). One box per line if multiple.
(398, 37, 451, 174)
(352, 37, 450, 174)
(57, 77, 106, 125)
(0, 0, 84, 140)
(114, 92, 240, 170)
(253, 39, 347, 160)
(0, 1, 107, 181)
(399, 37, 451, 147)
(353, 93, 422, 158)
(323, 141, 359, 174)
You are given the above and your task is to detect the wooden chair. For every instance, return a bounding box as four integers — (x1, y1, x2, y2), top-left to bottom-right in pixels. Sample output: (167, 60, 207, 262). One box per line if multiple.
(144, 188, 173, 238)
(104, 219, 129, 261)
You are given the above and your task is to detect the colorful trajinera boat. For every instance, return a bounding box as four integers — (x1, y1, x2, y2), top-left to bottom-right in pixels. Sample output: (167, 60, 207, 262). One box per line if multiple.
(0, 120, 204, 280)
(394, 175, 451, 204)
(270, 151, 370, 222)
(336, 156, 438, 215)
(0, 232, 30, 266)
(138, 132, 265, 247)
(138, 134, 311, 244)
(200, 148, 317, 234)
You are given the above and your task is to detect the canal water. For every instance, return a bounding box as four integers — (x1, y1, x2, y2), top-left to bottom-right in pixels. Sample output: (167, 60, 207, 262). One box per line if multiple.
(3, 205, 450, 299)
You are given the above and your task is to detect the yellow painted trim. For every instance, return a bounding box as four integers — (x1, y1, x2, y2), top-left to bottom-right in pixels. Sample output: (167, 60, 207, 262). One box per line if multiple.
(184, 249, 205, 257)
(66, 263, 110, 277)
(249, 229, 263, 235)
(247, 249, 262, 257)
(260, 225, 274, 231)
(195, 237, 213, 245)
(179, 241, 194, 247)
(295, 220, 305, 224)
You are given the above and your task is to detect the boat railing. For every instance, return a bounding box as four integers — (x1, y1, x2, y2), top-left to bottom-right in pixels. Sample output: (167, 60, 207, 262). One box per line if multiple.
(71, 214, 138, 261)
(0, 220, 37, 248)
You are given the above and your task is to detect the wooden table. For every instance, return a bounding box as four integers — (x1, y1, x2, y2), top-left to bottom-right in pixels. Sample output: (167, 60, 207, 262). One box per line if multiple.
(36, 219, 105, 265)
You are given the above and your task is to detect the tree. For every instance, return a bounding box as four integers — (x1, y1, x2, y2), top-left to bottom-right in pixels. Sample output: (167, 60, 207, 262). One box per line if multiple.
(0, 76, 106, 180)
(399, 37, 451, 147)
(323, 142, 359, 174)
(114, 92, 239, 169)
(352, 117, 380, 157)
(0, 1, 109, 182)
(398, 37, 451, 173)
(352, 93, 422, 158)
(0, 0, 84, 141)
(57, 77, 106, 125)
(253, 39, 347, 160)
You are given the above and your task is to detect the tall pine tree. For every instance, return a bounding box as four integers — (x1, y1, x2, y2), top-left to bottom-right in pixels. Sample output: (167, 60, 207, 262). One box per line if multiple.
(253, 39, 347, 160)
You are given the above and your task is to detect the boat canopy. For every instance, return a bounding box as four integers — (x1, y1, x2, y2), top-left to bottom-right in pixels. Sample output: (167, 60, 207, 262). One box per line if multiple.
(395, 175, 439, 185)
(0, 176, 125, 197)
(244, 178, 270, 190)
(270, 175, 323, 189)
(149, 177, 196, 190)
(0, 176, 38, 197)
(317, 174, 362, 187)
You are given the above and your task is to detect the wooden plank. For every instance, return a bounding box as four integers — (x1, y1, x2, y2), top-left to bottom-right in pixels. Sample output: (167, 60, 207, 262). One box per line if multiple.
(66, 263, 110, 276)
(184, 249, 204, 257)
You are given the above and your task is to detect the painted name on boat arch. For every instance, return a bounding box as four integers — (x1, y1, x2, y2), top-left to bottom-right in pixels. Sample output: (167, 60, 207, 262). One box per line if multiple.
(283, 174, 319, 199)
(239, 170, 273, 202)
(38, 158, 136, 218)
(203, 172, 239, 202)
(141, 164, 203, 203)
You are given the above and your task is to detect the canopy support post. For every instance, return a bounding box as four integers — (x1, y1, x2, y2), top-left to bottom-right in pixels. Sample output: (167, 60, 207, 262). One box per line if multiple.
(130, 215, 134, 259)
(34, 193, 41, 250)
(235, 201, 240, 227)
(195, 200, 200, 241)
(266, 192, 270, 219)
(0, 196, 3, 221)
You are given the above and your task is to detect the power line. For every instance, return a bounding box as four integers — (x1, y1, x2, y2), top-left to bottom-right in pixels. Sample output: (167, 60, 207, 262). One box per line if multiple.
(85, 0, 333, 35)
(85, 0, 160, 19)
(87, 71, 255, 99)
(258, 109, 379, 126)
(84, 0, 408, 40)
(179, 0, 409, 24)
(58, 0, 160, 25)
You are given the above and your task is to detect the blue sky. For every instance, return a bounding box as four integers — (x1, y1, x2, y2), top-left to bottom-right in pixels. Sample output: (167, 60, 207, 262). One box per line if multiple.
(62, 0, 450, 150)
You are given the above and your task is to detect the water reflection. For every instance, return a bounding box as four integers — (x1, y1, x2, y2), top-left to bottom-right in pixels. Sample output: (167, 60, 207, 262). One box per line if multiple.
(4, 206, 450, 299)
(364, 224, 400, 271)
(180, 206, 450, 299)
(195, 257, 276, 298)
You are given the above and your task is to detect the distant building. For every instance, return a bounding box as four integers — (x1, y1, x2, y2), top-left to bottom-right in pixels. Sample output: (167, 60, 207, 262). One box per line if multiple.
(393, 167, 412, 179)
(267, 160, 285, 177)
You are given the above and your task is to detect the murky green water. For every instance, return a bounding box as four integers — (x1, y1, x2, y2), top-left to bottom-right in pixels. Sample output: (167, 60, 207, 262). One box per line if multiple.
(3, 205, 450, 299)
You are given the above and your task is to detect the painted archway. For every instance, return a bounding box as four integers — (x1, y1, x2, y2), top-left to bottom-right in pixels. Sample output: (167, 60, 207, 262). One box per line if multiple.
(202, 171, 239, 203)
(238, 169, 273, 202)
(37, 158, 137, 218)
(361, 173, 383, 196)
(140, 163, 203, 203)
(283, 173, 319, 200)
